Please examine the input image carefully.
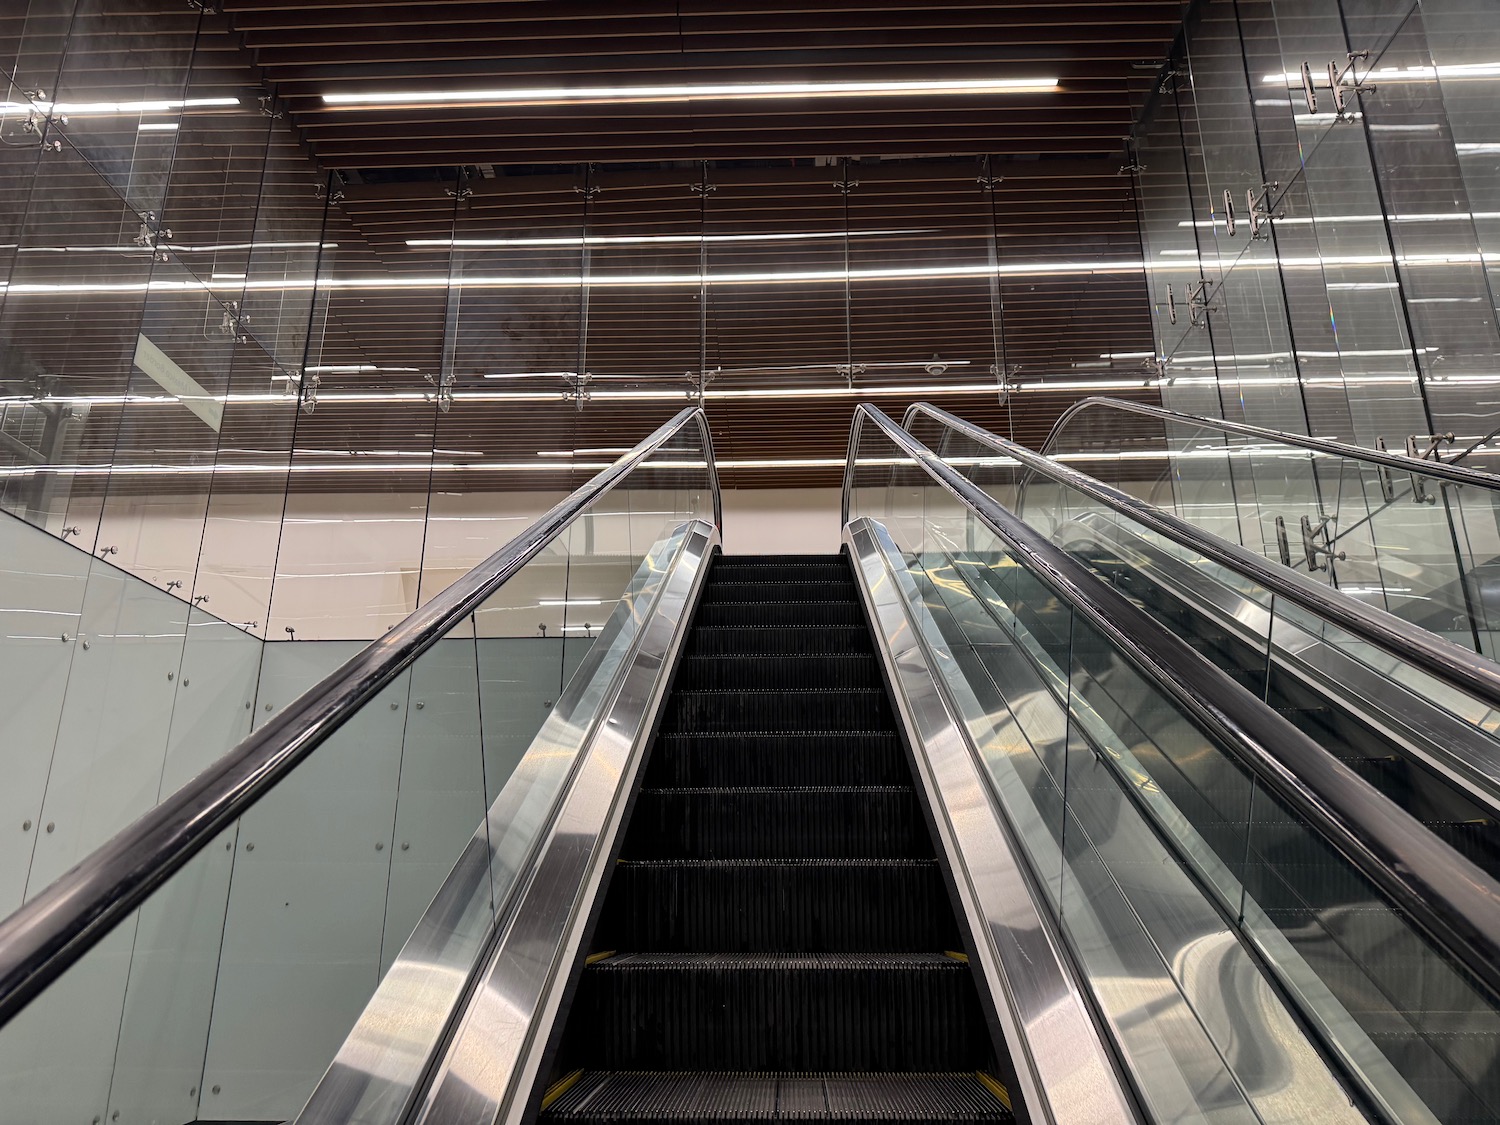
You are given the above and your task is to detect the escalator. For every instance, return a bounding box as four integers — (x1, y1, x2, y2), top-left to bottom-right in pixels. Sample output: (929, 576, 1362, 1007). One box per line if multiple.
(905, 401, 1500, 879)
(1056, 514, 1500, 870)
(7, 403, 1500, 1125)
(541, 554, 1010, 1123)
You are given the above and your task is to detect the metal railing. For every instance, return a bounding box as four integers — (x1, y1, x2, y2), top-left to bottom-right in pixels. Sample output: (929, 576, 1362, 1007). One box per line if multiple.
(845, 402, 1500, 1004)
(0, 407, 720, 1028)
(1038, 396, 1500, 493)
(905, 401, 1500, 728)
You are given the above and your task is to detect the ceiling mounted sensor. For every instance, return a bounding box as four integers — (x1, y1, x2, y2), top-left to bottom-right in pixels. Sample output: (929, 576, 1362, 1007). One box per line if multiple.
(320, 77, 1060, 111)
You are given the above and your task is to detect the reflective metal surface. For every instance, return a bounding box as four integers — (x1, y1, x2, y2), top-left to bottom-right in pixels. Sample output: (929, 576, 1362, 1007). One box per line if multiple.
(928, 544, 1432, 1125)
(292, 523, 711, 1125)
(0, 407, 719, 1030)
(1040, 397, 1500, 494)
(1063, 513, 1500, 810)
(846, 518, 1141, 1125)
(904, 401, 1500, 722)
(846, 402, 1500, 1020)
(402, 522, 716, 1125)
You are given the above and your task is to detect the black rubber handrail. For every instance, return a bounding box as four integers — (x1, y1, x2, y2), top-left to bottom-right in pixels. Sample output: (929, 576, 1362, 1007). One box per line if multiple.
(903, 402, 1500, 730)
(0, 407, 720, 1029)
(844, 402, 1500, 1006)
(1039, 395, 1500, 491)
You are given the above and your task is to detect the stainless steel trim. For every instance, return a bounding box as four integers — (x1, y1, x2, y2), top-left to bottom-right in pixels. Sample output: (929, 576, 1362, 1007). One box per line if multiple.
(903, 402, 1500, 725)
(931, 540, 1434, 1125)
(846, 402, 1500, 1003)
(0, 407, 720, 1029)
(844, 518, 1143, 1125)
(292, 522, 711, 1125)
(1061, 513, 1500, 808)
(1038, 395, 1500, 493)
(405, 522, 716, 1125)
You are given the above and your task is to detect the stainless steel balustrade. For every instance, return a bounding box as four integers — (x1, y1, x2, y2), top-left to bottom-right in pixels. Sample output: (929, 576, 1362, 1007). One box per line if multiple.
(904, 401, 1500, 807)
(1033, 396, 1500, 655)
(0, 406, 719, 1030)
(846, 402, 1500, 1125)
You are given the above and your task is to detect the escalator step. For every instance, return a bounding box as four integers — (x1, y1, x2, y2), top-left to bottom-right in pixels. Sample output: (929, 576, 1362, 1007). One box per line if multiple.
(676, 655, 883, 692)
(543, 1070, 1012, 1123)
(661, 690, 891, 734)
(627, 788, 926, 860)
(702, 581, 858, 605)
(717, 553, 843, 565)
(565, 954, 987, 1071)
(644, 734, 908, 788)
(695, 602, 866, 628)
(596, 859, 957, 952)
(713, 561, 851, 583)
(686, 626, 871, 657)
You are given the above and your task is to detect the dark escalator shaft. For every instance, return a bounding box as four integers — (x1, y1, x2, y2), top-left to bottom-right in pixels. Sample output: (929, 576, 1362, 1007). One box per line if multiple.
(542, 554, 1012, 1123)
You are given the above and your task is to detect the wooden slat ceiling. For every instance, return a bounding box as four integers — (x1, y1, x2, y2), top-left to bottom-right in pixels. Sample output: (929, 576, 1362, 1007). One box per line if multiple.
(1, 1, 1184, 494)
(220, 0, 1186, 168)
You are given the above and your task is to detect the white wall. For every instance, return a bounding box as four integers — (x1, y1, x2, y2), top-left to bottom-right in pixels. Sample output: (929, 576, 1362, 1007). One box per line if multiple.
(721, 488, 842, 555)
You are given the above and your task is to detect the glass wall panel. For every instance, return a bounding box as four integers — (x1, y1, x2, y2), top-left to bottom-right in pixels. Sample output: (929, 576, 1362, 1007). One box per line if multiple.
(848, 163, 998, 393)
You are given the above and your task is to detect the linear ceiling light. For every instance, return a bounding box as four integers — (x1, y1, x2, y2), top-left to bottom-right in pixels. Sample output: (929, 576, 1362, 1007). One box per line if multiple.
(1264, 63, 1500, 84)
(411, 229, 928, 248)
(2, 97, 239, 115)
(322, 77, 1059, 110)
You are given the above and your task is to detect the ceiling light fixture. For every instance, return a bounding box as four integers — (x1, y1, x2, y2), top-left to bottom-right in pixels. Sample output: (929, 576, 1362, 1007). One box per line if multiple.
(2, 96, 239, 115)
(322, 77, 1059, 111)
(413, 229, 929, 249)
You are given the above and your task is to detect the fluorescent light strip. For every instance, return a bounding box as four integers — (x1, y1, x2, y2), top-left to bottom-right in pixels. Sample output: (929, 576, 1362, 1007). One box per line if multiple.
(1458, 143, 1500, 154)
(137, 123, 179, 132)
(412, 229, 928, 249)
(15, 240, 335, 255)
(1265, 62, 1500, 85)
(1179, 211, 1500, 228)
(0, 259, 1147, 297)
(322, 77, 1059, 110)
(2, 96, 239, 115)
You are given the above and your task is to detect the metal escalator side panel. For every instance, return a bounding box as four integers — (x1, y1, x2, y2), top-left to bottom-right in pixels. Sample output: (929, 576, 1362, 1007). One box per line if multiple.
(292, 521, 716, 1125)
(930, 542, 1440, 1125)
(1063, 514, 1500, 815)
(397, 522, 716, 1125)
(845, 518, 1143, 1125)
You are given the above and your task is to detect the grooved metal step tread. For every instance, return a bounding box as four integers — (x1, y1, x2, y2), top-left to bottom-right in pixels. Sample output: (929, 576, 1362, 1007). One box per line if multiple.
(596, 859, 957, 952)
(639, 786, 912, 795)
(626, 787, 926, 860)
(688, 626, 871, 657)
(677, 655, 883, 691)
(591, 952, 963, 969)
(662, 689, 892, 734)
(645, 734, 908, 788)
(543, 1070, 1011, 1122)
(695, 602, 866, 628)
(617, 858, 940, 869)
(702, 582, 859, 605)
(565, 954, 989, 1070)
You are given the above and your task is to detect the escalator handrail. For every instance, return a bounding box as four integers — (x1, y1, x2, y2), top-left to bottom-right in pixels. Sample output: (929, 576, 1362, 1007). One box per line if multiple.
(1038, 395, 1500, 492)
(845, 402, 1500, 1006)
(0, 407, 720, 1030)
(904, 401, 1500, 719)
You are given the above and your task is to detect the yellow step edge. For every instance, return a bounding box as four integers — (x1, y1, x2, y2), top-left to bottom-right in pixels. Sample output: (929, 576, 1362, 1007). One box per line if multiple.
(585, 950, 616, 965)
(976, 1071, 1012, 1112)
(943, 950, 970, 962)
(541, 1069, 584, 1110)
